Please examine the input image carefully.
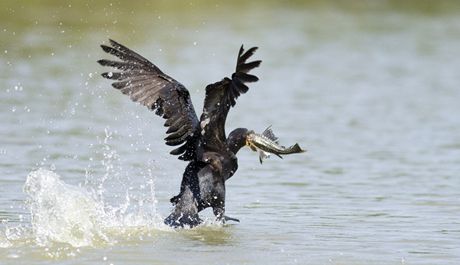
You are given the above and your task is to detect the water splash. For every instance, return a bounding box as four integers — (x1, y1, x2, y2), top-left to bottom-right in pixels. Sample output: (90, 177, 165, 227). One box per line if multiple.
(0, 229, 13, 248)
(24, 169, 108, 247)
(22, 168, 166, 248)
(97, 127, 119, 203)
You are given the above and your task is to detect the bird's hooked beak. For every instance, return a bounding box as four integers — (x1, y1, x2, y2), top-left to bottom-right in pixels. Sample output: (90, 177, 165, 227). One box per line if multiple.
(245, 130, 258, 151)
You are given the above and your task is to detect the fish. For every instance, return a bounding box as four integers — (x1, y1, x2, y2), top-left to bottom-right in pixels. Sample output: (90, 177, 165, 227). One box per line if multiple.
(246, 126, 305, 164)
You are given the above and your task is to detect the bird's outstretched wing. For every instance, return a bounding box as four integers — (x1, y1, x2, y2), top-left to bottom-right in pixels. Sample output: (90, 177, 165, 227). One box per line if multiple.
(98, 39, 200, 161)
(200, 45, 261, 151)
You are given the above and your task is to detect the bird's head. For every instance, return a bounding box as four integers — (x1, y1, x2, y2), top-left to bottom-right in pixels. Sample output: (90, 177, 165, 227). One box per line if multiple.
(227, 128, 254, 154)
(227, 127, 272, 164)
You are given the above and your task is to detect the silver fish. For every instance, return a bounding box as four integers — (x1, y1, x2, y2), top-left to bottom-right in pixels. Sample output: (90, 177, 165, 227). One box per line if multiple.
(246, 126, 305, 164)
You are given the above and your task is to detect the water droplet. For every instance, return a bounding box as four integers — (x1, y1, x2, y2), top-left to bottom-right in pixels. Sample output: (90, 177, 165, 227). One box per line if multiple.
(107, 72, 113, 77)
(4, 50, 7, 54)
(193, 41, 197, 46)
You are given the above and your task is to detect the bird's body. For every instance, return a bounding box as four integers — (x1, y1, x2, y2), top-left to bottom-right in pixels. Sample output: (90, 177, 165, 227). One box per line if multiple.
(165, 140, 242, 226)
(98, 40, 304, 227)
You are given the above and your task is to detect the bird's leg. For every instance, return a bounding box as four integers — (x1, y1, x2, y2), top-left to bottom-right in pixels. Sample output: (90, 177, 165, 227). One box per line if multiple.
(211, 185, 225, 223)
(213, 205, 240, 223)
(212, 195, 239, 223)
(164, 186, 201, 228)
(213, 204, 225, 223)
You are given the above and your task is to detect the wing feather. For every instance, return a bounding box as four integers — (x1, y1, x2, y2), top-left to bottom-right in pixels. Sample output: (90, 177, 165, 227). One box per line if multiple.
(200, 45, 261, 150)
(98, 39, 200, 160)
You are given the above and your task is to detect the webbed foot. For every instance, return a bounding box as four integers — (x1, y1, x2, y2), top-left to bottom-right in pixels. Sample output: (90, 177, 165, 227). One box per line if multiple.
(223, 215, 240, 223)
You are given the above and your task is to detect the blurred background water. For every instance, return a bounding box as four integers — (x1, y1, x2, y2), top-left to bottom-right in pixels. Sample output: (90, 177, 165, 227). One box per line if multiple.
(1, 1, 460, 264)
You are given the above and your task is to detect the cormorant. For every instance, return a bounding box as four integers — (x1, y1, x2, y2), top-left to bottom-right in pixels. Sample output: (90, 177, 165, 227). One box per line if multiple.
(98, 40, 304, 227)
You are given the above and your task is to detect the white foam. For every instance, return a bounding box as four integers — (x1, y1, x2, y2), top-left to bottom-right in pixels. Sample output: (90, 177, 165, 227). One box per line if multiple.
(24, 169, 108, 247)
(22, 168, 168, 248)
(0, 233, 12, 248)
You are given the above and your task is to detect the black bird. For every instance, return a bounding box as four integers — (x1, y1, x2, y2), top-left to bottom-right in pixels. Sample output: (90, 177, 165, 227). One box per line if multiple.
(98, 40, 304, 227)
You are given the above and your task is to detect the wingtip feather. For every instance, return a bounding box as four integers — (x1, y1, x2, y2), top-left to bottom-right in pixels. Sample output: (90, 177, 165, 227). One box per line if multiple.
(100, 44, 112, 53)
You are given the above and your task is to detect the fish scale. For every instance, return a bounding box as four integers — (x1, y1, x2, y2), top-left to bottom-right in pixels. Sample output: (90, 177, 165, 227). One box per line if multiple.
(246, 127, 305, 164)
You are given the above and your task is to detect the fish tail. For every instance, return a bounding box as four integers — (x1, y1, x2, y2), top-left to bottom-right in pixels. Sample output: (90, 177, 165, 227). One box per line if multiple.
(286, 143, 305, 154)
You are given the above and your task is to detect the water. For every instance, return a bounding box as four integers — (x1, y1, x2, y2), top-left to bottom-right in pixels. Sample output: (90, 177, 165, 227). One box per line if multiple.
(1, 1, 460, 264)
